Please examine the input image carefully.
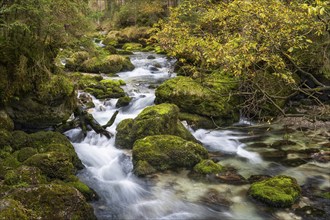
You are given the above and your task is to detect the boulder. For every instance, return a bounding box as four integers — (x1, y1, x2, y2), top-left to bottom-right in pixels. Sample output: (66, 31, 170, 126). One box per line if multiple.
(115, 103, 197, 149)
(4, 165, 46, 186)
(0, 199, 33, 220)
(193, 159, 225, 175)
(155, 76, 239, 122)
(122, 43, 143, 51)
(5, 184, 96, 220)
(80, 55, 134, 74)
(116, 96, 132, 108)
(248, 175, 301, 207)
(132, 135, 208, 176)
(6, 94, 75, 131)
(24, 152, 75, 180)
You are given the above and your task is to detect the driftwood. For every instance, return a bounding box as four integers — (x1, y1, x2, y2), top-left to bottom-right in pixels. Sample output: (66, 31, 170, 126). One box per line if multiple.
(55, 106, 119, 139)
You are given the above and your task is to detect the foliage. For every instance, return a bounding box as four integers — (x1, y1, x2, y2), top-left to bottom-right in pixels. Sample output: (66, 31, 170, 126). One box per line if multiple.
(154, 0, 330, 117)
(0, 0, 92, 104)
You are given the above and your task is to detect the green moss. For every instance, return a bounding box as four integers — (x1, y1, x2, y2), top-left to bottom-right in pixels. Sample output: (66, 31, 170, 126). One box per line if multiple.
(132, 135, 208, 176)
(115, 104, 196, 149)
(116, 96, 132, 108)
(24, 152, 75, 180)
(179, 112, 215, 129)
(81, 55, 134, 74)
(4, 165, 47, 186)
(0, 151, 21, 179)
(5, 184, 96, 220)
(134, 160, 156, 177)
(122, 43, 143, 51)
(321, 192, 330, 199)
(193, 160, 224, 175)
(67, 180, 98, 201)
(0, 129, 12, 149)
(248, 175, 301, 207)
(155, 76, 239, 120)
(11, 131, 31, 151)
(16, 147, 38, 162)
(0, 199, 32, 220)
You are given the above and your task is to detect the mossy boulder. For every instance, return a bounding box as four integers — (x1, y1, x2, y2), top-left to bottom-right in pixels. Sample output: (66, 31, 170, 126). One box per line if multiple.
(116, 96, 132, 108)
(179, 112, 217, 129)
(24, 152, 75, 180)
(248, 175, 301, 207)
(0, 199, 34, 220)
(0, 129, 12, 149)
(122, 43, 143, 51)
(0, 151, 21, 179)
(65, 51, 90, 71)
(155, 76, 239, 122)
(193, 159, 225, 175)
(115, 103, 197, 149)
(4, 165, 46, 186)
(132, 135, 208, 176)
(10, 131, 31, 151)
(66, 179, 98, 201)
(5, 184, 96, 219)
(84, 79, 126, 99)
(0, 110, 14, 131)
(6, 93, 76, 131)
(80, 55, 134, 74)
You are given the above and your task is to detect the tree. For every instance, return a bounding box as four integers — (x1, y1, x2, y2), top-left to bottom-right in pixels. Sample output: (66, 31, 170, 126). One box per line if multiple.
(0, 0, 92, 104)
(154, 0, 330, 117)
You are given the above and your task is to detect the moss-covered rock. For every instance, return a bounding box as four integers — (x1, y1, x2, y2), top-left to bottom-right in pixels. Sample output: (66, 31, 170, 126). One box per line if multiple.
(10, 131, 31, 151)
(4, 165, 46, 186)
(116, 96, 132, 108)
(84, 79, 126, 99)
(155, 76, 239, 122)
(132, 135, 208, 176)
(193, 159, 225, 175)
(0, 199, 33, 220)
(29, 131, 82, 169)
(179, 112, 216, 129)
(248, 175, 301, 207)
(66, 180, 98, 202)
(24, 152, 75, 180)
(0, 151, 21, 179)
(0, 110, 14, 131)
(16, 147, 38, 162)
(115, 103, 197, 149)
(80, 55, 134, 74)
(0, 129, 12, 149)
(65, 51, 90, 70)
(6, 93, 76, 131)
(122, 43, 143, 51)
(5, 184, 96, 219)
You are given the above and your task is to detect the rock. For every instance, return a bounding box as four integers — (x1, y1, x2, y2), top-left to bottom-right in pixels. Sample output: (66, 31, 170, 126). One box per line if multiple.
(193, 159, 225, 175)
(0, 151, 21, 179)
(24, 152, 75, 180)
(280, 158, 309, 167)
(10, 131, 31, 150)
(4, 165, 46, 186)
(0, 110, 14, 131)
(66, 179, 99, 202)
(270, 140, 297, 149)
(248, 175, 301, 207)
(115, 103, 197, 149)
(147, 55, 156, 59)
(16, 147, 37, 162)
(248, 175, 271, 183)
(155, 76, 239, 121)
(259, 150, 287, 160)
(199, 188, 233, 211)
(78, 93, 95, 109)
(122, 43, 143, 51)
(213, 171, 247, 185)
(80, 55, 134, 74)
(132, 135, 208, 176)
(5, 184, 96, 219)
(84, 79, 126, 99)
(0, 199, 33, 220)
(295, 206, 326, 219)
(116, 96, 132, 108)
(179, 112, 216, 129)
(6, 93, 76, 131)
(65, 51, 90, 71)
(0, 129, 12, 149)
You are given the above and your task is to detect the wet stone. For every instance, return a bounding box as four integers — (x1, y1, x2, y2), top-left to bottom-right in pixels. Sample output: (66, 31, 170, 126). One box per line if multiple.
(248, 142, 269, 148)
(259, 150, 287, 160)
(311, 151, 330, 163)
(280, 158, 309, 167)
(248, 175, 272, 183)
(294, 206, 326, 219)
(270, 140, 297, 149)
(199, 188, 233, 211)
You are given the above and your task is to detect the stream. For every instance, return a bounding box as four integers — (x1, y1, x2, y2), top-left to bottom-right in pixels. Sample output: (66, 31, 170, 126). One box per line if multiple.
(65, 52, 330, 220)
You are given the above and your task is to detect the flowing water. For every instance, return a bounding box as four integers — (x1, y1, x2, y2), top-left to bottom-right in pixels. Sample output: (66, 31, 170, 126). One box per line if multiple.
(65, 52, 330, 220)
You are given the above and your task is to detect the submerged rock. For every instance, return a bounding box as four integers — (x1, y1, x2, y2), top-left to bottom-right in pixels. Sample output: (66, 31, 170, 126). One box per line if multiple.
(199, 188, 233, 211)
(115, 103, 197, 149)
(193, 159, 225, 175)
(248, 175, 301, 207)
(132, 135, 208, 176)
